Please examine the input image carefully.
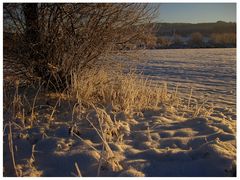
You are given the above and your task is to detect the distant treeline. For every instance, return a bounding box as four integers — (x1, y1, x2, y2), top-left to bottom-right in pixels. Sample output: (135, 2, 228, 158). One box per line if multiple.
(137, 21, 236, 49)
(4, 21, 236, 51)
(154, 21, 236, 37)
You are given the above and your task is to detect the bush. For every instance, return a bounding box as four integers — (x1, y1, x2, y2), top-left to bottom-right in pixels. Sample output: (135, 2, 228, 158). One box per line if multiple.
(189, 32, 203, 47)
(4, 3, 159, 90)
(156, 37, 172, 48)
(210, 33, 236, 47)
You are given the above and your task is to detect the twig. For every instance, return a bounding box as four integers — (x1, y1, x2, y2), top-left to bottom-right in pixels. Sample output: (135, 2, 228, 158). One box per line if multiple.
(31, 82, 44, 125)
(194, 98, 208, 117)
(74, 162, 82, 177)
(97, 144, 105, 177)
(8, 122, 19, 177)
(49, 95, 62, 121)
(72, 132, 99, 153)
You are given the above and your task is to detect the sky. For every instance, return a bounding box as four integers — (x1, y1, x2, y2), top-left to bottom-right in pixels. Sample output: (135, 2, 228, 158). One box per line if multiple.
(155, 3, 236, 23)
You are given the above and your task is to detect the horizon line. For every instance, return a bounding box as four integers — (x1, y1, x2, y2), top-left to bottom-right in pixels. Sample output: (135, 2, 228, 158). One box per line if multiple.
(154, 20, 236, 24)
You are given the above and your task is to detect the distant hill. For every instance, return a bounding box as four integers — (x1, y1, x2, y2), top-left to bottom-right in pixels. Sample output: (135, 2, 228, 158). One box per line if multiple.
(154, 21, 236, 37)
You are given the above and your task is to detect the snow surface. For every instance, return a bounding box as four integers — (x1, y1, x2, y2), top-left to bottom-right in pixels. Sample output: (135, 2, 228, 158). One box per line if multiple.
(136, 48, 236, 110)
(3, 48, 236, 177)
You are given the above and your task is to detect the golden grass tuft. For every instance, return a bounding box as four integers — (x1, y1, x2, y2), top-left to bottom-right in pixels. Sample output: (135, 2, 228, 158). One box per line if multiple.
(71, 67, 175, 115)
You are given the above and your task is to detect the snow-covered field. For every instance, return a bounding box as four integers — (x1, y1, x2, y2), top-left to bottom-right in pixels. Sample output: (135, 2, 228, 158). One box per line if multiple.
(137, 48, 236, 110)
(3, 48, 236, 177)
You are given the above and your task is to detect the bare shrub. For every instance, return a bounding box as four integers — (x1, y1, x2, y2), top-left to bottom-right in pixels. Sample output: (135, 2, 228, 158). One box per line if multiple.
(173, 34, 183, 46)
(157, 37, 172, 48)
(4, 3, 159, 90)
(210, 33, 236, 46)
(189, 32, 203, 47)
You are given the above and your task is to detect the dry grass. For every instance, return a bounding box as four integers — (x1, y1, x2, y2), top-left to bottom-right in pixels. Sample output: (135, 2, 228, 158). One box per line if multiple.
(71, 67, 175, 114)
(7, 122, 19, 177)
(71, 66, 213, 118)
(3, 64, 215, 177)
(69, 66, 215, 175)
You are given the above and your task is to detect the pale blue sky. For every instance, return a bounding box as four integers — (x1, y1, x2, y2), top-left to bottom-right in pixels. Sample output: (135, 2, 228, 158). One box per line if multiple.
(155, 3, 236, 23)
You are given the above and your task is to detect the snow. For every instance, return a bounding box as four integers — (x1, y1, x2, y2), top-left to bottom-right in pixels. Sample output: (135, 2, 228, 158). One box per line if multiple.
(136, 48, 236, 110)
(3, 48, 236, 177)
